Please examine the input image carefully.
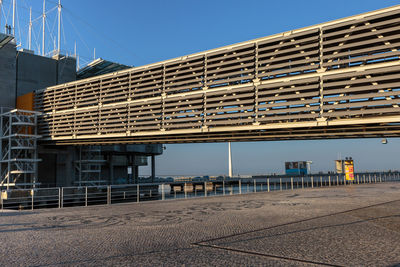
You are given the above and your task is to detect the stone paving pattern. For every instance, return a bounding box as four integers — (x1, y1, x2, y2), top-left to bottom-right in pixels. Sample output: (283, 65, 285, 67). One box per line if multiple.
(1, 183, 400, 266)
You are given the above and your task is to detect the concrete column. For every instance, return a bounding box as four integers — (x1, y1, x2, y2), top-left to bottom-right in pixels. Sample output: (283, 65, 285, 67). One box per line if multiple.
(134, 166, 139, 184)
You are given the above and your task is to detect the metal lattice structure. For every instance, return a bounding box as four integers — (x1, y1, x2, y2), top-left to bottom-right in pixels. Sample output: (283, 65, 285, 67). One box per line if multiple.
(35, 5, 400, 145)
(74, 146, 106, 186)
(0, 109, 41, 189)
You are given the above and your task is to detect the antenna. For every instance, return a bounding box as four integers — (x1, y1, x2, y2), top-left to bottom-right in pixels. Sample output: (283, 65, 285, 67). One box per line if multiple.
(228, 142, 232, 178)
(57, 0, 61, 53)
(28, 7, 32, 50)
(12, 0, 15, 36)
(42, 0, 46, 56)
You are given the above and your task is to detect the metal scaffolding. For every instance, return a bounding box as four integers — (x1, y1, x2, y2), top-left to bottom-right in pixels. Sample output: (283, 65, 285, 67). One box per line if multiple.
(0, 109, 41, 189)
(74, 146, 106, 186)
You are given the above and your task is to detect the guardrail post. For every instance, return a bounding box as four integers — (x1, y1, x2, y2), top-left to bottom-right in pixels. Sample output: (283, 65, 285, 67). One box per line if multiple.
(379, 173, 382, 183)
(291, 178, 293, 190)
(31, 189, 34, 210)
(161, 184, 165, 200)
(223, 181, 225, 196)
(254, 179, 256, 192)
(328, 176, 331, 186)
(301, 177, 304, 189)
(280, 178, 282, 190)
(374, 174, 377, 183)
(184, 183, 187, 199)
(311, 176, 314, 188)
(267, 178, 270, 192)
(357, 175, 359, 184)
(137, 184, 140, 202)
(344, 176, 346, 186)
(239, 180, 242, 194)
(85, 187, 88, 207)
(61, 187, 64, 208)
(320, 176, 322, 187)
(58, 188, 61, 208)
(107, 185, 111, 205)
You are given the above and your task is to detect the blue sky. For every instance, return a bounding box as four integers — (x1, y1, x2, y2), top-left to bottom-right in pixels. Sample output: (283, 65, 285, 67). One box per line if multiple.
(1, 0, 400, 175)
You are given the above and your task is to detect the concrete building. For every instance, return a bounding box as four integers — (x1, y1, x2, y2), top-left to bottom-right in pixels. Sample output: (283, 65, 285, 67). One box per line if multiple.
(0, 33, 162, 188)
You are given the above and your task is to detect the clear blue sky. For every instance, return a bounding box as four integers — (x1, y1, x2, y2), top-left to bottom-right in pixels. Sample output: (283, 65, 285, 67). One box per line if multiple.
(1, 0, 400, 175)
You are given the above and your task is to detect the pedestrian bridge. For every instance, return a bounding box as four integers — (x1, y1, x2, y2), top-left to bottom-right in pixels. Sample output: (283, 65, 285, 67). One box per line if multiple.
(33, 5, 400, 145)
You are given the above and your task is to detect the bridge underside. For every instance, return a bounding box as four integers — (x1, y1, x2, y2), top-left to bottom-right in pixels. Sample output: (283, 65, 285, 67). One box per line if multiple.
(49, 122, 400, 145)
(35, 5, 400, 145)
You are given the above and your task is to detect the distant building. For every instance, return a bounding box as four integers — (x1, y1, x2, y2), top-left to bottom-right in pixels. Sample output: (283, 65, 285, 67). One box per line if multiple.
(285, 161, 308, 176)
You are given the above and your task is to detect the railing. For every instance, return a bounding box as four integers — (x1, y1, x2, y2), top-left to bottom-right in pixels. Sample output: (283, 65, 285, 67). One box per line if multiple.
(1, 172, 399, 210)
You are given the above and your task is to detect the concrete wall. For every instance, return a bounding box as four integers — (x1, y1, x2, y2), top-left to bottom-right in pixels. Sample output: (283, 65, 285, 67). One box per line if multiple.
(16, 52, 76, 97)
(0, 41, 16, 108)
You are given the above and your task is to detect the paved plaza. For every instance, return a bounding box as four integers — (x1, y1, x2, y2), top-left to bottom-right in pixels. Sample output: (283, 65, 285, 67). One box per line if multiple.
(1, 182, 400, 266)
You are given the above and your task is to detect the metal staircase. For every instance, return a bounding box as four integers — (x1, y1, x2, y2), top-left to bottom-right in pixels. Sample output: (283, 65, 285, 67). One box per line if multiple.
(0, 109, 41, 189)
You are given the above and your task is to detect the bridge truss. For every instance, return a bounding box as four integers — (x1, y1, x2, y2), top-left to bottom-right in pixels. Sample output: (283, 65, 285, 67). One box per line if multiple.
(34, 5, 400, 145)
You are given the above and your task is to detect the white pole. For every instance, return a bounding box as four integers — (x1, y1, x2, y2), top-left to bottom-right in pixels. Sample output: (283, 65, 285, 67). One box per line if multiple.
(228, 142, 232, 178)
(57, 0, 61, 53)
(93, 47, 96, 60)
(28, 7, 32, 50)
(12, 0, 15, 36)
(42, 0, 46, 56)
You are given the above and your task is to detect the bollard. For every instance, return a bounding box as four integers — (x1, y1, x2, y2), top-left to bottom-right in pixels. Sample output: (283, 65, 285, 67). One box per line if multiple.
(374, 174, 377, 183)
(223, 181, 225, 196)
(31, 189, 34, 210)
(247, 183, 249, 193)
(239, 180, 242, 194)
(320, 176, 322, 187)
(204, 182, 207, 197)
(291, 178, 293, 190)
(85, 187, 88, 207)
(302, 177, 304, 189)
(336, 175, 339, 186)
(280, 178, 282, 191)
(267, 179, 270, 192)
(123, 191, 126, 200)
(254, 179, 257, 193)
(357, 175, 359, 185)
(380, 173, 382, 183)
(137, 184, 140, 203)
(61, 187, 64, 208)
(369, 174, 371, 183)
(161, 184, 165, 200)
(311, 176, 314, 188)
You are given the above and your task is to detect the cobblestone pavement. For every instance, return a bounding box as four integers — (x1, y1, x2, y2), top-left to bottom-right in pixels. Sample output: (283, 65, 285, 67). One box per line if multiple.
(1, 183, 400, 266)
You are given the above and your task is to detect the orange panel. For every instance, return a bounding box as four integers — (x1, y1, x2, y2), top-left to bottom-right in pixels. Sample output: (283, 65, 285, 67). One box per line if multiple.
(16, 92, 34, 111)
